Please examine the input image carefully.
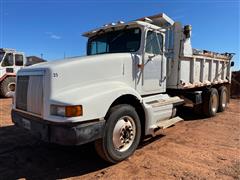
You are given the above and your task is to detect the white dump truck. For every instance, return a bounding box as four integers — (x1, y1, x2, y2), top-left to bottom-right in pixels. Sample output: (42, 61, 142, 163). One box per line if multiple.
(0, 48, 26, 97)
(12, 13, 234, 163)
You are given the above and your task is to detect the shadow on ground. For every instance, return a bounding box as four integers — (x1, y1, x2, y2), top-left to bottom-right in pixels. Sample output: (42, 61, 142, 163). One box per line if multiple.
(0, 126, 110, 180)
(177, 106, 206, 121)
(0, 106, 202, 180)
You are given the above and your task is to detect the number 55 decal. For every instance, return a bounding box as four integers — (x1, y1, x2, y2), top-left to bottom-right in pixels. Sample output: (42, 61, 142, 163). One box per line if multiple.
(53, 73, 58, 77)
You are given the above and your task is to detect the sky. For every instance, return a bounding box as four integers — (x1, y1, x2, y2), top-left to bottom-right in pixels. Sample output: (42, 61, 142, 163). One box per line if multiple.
(0, 0, 239, 70)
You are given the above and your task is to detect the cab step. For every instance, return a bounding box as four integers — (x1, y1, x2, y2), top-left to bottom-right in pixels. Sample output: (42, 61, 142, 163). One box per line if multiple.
(157, 116, 183, 129)
(151, 116, 183, 136)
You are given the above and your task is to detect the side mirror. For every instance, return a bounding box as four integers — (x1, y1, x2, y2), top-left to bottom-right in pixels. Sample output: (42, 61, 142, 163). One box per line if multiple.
(231, 61, 234, 67)
(184, 25, 192, 38)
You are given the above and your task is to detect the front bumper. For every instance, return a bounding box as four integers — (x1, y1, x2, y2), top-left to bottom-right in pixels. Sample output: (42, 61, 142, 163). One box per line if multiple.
(12, 110, 105, 145)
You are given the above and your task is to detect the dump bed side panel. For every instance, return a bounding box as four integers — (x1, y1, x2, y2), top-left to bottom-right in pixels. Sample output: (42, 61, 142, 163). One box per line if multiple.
(167, 56, 231, 89)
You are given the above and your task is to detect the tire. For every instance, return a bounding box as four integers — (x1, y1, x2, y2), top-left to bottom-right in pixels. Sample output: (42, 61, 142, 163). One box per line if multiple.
(0, 77, 16, 98)
(95, 104, 141, 163)
(218, 86, 228, 112)
(202, 88, 219, 117)
(193, 104, 202, 115)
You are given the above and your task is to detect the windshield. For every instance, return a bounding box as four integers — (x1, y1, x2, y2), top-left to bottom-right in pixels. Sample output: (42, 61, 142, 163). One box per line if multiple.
(0, 52, 5, 62)
(87, 28, 141, 55)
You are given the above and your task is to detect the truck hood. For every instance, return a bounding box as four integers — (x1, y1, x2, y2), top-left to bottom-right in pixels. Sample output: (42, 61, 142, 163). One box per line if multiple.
(25, 53, 127, 69)
(20, 53, 134, 97)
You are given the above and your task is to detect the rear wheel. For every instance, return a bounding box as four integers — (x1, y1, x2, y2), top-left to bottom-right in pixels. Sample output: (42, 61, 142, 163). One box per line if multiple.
(193, 104, 202, 115)
(95, 104, 141, 163)
(218, 86, 228, 112)
(0, 77, 16, 98)
(202, 88, 219, 117)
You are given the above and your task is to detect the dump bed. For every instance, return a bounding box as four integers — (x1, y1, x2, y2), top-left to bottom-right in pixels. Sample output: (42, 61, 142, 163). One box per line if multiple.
(167, 50, 233, 89)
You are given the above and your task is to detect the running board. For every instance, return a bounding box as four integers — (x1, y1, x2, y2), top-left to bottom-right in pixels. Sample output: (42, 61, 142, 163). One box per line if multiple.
(158, 116, 183, 129)
(150, 116, 183, 136)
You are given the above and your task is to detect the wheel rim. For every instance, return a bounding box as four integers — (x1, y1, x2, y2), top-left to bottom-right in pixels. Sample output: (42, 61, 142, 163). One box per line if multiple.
(112, 116, 136, 152)
(222, 91, 227, 108)
(8, 82, 15, 92)
(211, 93, 218, 113)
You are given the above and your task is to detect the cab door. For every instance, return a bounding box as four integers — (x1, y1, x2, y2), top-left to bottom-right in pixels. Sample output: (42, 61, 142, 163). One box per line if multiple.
(142, 30, 166, 94)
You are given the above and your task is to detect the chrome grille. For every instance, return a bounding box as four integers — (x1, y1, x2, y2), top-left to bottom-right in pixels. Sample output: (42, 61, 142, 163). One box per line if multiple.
(16, 76, 29, 111)
(16, 75, 43, 115)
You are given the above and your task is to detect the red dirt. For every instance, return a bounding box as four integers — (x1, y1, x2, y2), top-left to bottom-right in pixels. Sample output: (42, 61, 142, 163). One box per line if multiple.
(0, 98, 12, 126)
(0, 98, 239, 180)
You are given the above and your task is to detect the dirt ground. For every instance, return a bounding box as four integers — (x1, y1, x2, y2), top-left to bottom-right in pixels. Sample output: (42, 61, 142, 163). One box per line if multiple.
(0, 98, 239, 180)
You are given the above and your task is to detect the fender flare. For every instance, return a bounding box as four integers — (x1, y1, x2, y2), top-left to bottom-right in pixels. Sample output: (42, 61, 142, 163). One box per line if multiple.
(0, 73, 16, 82)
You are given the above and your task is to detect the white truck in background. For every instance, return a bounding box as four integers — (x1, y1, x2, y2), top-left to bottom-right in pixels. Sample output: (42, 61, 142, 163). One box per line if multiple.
(0, 48, 26, 97)
(12, 13, 234, 163)
(0, 48, 46, 97)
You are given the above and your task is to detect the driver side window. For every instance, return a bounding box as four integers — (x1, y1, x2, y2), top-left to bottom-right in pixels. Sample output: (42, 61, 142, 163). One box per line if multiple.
(145, 31, 162, 55)
(2, 53, 13, 67)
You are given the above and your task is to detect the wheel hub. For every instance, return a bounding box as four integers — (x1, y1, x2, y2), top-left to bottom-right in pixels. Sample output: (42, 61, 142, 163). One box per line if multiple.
(211, 93, 218, 113)
(112, 116, 136, 152)
(120, 125, 134, 143)
(8, 82, 15, 92)
(222, 91, 227, 108)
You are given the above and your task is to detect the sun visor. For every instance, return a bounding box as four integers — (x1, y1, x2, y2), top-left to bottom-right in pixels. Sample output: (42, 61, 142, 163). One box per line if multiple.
(137, 13, 174, 27)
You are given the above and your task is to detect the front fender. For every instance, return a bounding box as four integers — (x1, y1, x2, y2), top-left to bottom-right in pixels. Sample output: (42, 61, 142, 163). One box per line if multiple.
(48, 82, 142, 122)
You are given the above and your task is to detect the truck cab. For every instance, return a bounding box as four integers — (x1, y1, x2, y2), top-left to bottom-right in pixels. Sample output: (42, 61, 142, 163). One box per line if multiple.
(0, 48, 26, 97)
(84, 20, 168, 95)
(12, 13, 233, 163)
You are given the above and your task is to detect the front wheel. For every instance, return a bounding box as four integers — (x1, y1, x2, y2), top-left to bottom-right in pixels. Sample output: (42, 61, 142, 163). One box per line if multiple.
(0, 77, 16, 98)
(95, 104, 141, 163)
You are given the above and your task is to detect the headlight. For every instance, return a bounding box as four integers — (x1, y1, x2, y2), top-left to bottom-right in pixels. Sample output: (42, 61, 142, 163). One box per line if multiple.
(51, 105, 83, 117)
(55, 106, 65, 116)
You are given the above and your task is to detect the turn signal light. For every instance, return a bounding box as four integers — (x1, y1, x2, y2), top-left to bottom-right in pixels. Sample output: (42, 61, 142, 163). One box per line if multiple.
(51, 105, 83, 117)
(66, 106, 83, 117)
